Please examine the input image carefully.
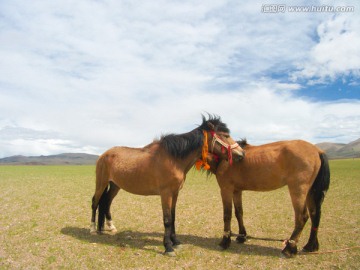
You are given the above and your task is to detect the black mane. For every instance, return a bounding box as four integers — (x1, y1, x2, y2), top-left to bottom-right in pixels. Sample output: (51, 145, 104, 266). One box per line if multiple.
(160, 130, 203, 159)
(237, 139, 248, 148)
(198, 114, 230, 133)
(160, 114, 229, 159)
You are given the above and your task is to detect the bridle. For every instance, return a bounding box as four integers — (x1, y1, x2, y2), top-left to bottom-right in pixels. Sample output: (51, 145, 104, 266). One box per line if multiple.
(195, 130, 240, 171)
(210, 131, 239, 165)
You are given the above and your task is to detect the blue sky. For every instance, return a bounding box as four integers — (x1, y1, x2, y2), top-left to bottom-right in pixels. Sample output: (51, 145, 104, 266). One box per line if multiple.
(0, 0, 359, 158)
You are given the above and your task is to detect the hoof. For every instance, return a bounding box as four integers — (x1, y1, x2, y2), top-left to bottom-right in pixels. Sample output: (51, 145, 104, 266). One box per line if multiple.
(302, 240, 319, 252)
(219, 236, 231, 250)
(281, 240, 298, 258)
(90, 223, 97, 235)
(164, 251, 176, 257)
(302, 247, 318, 253)
(107, 228, 118, 235)
(173, 244, 182, 250)
(171, 238, 181, 247)
(106, 221, 117, 233)
(236, 235, 247, 244)
(281, 250, 295, 258)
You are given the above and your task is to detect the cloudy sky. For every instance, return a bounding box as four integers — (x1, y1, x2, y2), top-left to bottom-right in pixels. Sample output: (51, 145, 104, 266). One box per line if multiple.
(0, 0, 359, 158)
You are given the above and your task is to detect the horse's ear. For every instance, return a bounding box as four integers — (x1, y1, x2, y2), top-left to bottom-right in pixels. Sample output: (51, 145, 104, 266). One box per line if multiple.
(207, 122, 215, 130)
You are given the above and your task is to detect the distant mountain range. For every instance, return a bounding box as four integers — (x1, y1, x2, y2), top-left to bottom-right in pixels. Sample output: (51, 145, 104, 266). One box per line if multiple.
(316, 138, 360, 159)
(0, 153, 99, 165)
(0, 138, 359, 165)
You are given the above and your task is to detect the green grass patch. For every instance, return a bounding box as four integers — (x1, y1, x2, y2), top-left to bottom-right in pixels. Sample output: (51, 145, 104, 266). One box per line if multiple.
(0, 161, 359, 269)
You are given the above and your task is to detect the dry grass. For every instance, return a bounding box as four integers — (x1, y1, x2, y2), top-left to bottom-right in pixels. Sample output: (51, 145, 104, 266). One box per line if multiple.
(0, 159, 359, 269)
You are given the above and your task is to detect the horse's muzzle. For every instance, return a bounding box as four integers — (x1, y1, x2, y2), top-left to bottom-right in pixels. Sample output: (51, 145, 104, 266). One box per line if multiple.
(233, 149, 245, 162)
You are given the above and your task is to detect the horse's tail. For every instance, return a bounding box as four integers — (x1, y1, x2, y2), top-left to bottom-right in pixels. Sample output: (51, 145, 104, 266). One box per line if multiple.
(96, 155, 110, 232)
(311, 152, 330, 206)
(303, 152, 330, 251)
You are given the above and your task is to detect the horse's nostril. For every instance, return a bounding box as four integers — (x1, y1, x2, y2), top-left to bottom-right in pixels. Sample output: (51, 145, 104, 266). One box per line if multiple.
(234, 154, 244, 162)
(237, 151, 245, 160)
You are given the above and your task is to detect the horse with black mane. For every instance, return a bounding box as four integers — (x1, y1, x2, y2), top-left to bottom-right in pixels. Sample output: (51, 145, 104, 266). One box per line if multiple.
(206, 139, 330, 257)
(90, 115, 245, 256)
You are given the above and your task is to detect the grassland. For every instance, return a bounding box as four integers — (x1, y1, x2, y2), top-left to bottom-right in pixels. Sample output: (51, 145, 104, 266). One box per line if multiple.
(0, 159, 359, 269)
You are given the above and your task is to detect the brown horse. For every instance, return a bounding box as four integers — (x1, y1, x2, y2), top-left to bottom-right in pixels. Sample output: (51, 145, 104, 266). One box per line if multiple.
(206, 139, 330, 257)
(90, 115, 245, 256)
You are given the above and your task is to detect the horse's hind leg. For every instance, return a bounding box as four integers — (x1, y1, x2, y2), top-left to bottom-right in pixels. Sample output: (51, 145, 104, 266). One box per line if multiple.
(90, 195, 98, 234)
(90, 189, 106, 234)
(90, 185, 108, 234)
(303, 153, 330, 252)
(233, 190, 247, 243)
(303, 192, 321, 252)
(104, 181, 120, 233)
(282, 186, 309, 257)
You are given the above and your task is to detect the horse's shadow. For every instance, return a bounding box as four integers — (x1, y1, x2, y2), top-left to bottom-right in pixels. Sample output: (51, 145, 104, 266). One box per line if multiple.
(61, 227, 282, 257)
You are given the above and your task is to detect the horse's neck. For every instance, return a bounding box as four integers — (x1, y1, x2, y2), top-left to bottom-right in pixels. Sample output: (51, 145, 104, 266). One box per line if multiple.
(143, 141, 160, 151)
(182, 147, 202, 173)
(186, 148, 201, 172)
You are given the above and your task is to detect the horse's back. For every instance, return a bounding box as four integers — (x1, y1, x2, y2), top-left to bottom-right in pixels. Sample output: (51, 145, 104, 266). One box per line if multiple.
(98, 146, 152, 170)
(217, 140, 322, 191)
(248, 139, 322, 160)
(282, 139, 322, 154)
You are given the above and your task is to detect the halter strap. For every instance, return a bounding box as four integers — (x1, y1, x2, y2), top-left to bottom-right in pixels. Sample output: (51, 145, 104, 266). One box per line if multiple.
(196, 131, 239, 170)
(211, 134, 239, 152)
(210, 132, 239, 165)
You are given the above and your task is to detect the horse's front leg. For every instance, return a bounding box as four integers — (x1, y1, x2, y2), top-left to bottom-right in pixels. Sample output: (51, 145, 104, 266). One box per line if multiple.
(170, 191, 181, 247)
(161, 192, 176, 256)
(233, 190, 247, 243)
(219, 188, 233, 250)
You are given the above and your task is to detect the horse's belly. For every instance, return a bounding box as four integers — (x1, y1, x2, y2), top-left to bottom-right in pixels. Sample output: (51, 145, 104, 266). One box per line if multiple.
(236, 172, 287, 191)
(112, 177, 160, 196)
(241, 181, 285, 191)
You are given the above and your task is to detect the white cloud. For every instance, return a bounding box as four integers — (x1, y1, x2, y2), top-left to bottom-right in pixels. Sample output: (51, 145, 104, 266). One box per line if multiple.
(0, 0, 359, 157)
(294, 12, 360, 82)
(0, 126, 100, 157)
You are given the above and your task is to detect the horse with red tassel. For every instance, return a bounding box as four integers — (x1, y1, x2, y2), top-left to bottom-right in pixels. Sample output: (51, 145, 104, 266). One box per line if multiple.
(90, 115, 245, 256)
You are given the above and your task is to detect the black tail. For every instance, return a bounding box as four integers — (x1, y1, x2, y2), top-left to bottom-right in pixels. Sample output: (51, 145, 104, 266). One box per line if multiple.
(97, 185, 109, 232)
(303, 152, 330, 252)
(311, 152, 330, 206)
